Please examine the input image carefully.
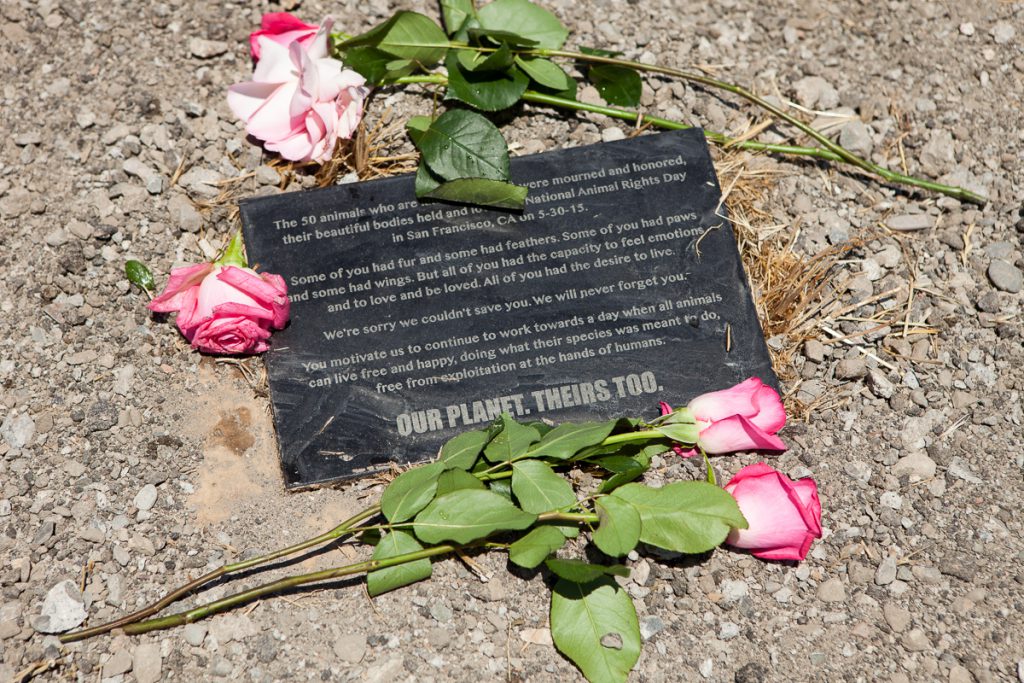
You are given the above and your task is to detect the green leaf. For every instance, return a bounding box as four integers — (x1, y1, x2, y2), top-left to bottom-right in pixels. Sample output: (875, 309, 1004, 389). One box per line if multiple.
(508, 525, 565, 568)
(483, 414, 540, 463)
(515, 56, 571, 90)
(593, 497, 641, 557)
(702, 451, 717, 485)
(343, 46, 413, 84)
(545, 558, 629, 583)
(527, 421, 553, 437)
(477, 0, 568, 49)
(380, 462, 444, 523)
(367, 530, 432, 597)
(532, 420, 617, 460)
(438, 429, 490, 470)
(547, 76, 577, 101)
(511, 460, 576, 514)
(441, 0, 475, 35)
(445, 53, 529, 112)
(466, 27, 539, 48)
(488, 477, 513, 500)
(340, 11, 449, 64)
(421, 177, 528, 211)
(456, 43, 514, 72)
(418, 109, 511, 181)
(658, 407, 696, 425)
(656, 423, 699, 444)
(594, 455, 648, 494)
(550, 577, 641, 683)
(611, 482, 748, 554)
(588, 64, 642, 107)
(406, 115, 433, 139)
(125, 260, 155, 292)
(435, 468, 486, 496)
(415, 161, 443, 196)
(555, 523, 579, 539)
(414, 489, 536, 544)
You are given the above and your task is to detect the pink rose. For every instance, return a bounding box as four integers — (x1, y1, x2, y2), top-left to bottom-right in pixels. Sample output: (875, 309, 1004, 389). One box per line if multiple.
(724, 463, 822, 561)
(148, 263, 289, 355)
(227, 17, 369, 163)
(662, 377, 786, 455)
(249, 12, 319, 61)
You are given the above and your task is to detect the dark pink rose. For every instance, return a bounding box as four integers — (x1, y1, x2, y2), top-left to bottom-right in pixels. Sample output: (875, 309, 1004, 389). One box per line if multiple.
(148, 263, 289, 355)
(724, 463, 822, 561)
(249, 12, 319, 61)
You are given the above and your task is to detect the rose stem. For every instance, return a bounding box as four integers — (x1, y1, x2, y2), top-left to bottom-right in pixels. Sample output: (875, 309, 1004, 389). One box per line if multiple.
(118, 510, 598, 637)
(118, 544, 460, 637)
(62, 424, 667, 642)
(393, 71, 983, 206)
(59, 506, 381, 643)
(531, 49, 986, 206)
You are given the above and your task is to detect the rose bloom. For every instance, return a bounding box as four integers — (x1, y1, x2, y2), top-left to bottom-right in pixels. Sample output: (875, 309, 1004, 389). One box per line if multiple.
(148, 263, 289, 355)
(661, 377, 786, 455)
(249, 12, 319, 61)
(227, 17, 369, 163)
(724, 463, 822, 561)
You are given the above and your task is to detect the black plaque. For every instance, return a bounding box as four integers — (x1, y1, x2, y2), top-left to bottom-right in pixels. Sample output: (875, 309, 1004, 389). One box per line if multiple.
(241, 129, 776, 488)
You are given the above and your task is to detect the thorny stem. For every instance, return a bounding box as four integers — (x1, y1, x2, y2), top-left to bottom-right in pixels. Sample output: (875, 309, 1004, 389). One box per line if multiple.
(59, 422, 662, 641)
(120, 544, 459, 636)
(394, 74, 846, 163)
(532, 49, 986, 205)
(538, 511, 600, 525)
(60, 506, 381, 643)
(392, 54, 985, 206)
(476, 428, 667, 477)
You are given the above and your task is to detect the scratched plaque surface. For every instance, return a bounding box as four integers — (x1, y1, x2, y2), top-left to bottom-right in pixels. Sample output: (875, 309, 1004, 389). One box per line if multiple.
(241, 129, 776, 488)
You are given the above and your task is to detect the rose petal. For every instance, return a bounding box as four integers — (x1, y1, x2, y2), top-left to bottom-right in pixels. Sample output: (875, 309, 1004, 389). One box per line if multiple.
(697, 414, 786, 454)
(148, 263, 213, 313)
(190, 316, 272, 355)
(303, 18, 333, 61)
(172, 285, 203, 339)
(245, 81, 302, 142)
(749, 383, 786, 434)
(726, 471, 812, 553)
(687, 377, 763, 423)
(216, 267, 290, 328)
(789, 478, 822, 537)
(226, 81, 284, 124)
(252, 37, 297, 84)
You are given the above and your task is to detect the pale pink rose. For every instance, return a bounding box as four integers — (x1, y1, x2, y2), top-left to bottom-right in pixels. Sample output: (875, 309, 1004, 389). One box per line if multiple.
(249, 12, 319, 61)
(148, 263, 289, 355)
(227, 17, 369, 163)
(724, 463, 822, 561)
(678, 377, 787, 454)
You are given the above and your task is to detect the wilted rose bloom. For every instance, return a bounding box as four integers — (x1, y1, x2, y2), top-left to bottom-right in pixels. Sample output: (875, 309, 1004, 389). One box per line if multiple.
(249, 12, 319, 61)
(724, 463, 822, 561)
(148, 263, 289, 355)
(227, 17, 369, 163)
(662, 377, 786, 455)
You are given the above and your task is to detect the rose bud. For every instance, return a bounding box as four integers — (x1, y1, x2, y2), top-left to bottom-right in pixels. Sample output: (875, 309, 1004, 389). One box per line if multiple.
(660, 377, 786, 455)
(724, 463, 822, 561)
(147, 234, 289, 355)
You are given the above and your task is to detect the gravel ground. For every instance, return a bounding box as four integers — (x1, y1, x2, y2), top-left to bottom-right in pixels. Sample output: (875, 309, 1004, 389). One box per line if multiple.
(2, 0, 1023, 681)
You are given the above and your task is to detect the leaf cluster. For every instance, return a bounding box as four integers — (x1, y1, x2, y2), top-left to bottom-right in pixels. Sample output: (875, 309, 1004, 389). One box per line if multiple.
(336, 0, 642, 210)
(368, 413, 746, 683)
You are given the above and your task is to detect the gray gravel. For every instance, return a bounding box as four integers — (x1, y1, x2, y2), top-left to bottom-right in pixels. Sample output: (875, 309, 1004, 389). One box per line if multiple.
(1, 0, 1023, 681)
